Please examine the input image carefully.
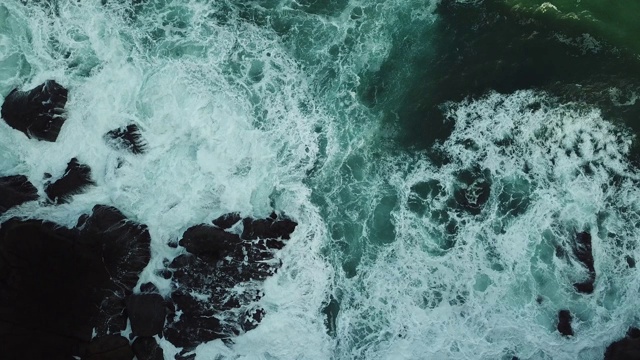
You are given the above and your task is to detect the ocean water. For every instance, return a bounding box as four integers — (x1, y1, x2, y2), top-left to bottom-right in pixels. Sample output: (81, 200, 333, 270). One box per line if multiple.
(1, 0, 640, 359)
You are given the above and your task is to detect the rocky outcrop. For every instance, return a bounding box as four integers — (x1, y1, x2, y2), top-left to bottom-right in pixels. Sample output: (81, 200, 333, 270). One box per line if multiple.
(1, 80, 68, 142)
(605, 328, 640, 360)
(84, 335, 134, 360)
(557, 310, 573, 337)
(163, 213, 297, 348)
(0, 205, 150, 359)
(0, 175, 38, 214)
(45, 158, 94, 204)
(105, 124, 147, 154)
(132, 337, 164, 360)
(126, 293, 166, 337)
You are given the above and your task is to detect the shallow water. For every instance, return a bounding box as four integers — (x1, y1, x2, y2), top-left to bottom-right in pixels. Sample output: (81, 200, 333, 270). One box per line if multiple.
(1, 0, 640, 359)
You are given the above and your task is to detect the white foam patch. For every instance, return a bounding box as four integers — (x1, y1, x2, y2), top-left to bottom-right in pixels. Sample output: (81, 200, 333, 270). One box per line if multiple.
(330, 90, 640, 359)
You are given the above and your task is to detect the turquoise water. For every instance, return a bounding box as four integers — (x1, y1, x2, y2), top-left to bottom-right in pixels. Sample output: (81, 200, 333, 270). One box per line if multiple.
(1, 0, 640, 359)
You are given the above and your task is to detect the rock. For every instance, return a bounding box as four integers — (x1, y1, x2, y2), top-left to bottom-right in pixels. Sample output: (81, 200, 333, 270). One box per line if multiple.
(241, 214, 298, 240)
(140, 282, 158, 293)
(165, 214, 295, 348)
(573, 231, 596, 294)
(131, 337, 164, 360)
(125, 293, 166, 337)
(1, 80, 68, 142)
(104, 124, 146, 154)
(45, 158, 94, 204)
(604, 328, 640, 360)
(212, 212, 242, 229)
(84, 335, 134, 360)
(557, 310, 573, 337)
(626, 255, 636, 268)
(179, 224, 242, 260)
(0, 205, 151, 359)
(0, 175, 38, 214)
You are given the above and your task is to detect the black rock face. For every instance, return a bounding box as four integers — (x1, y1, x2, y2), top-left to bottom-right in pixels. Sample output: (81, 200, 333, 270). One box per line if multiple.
(0, 205, 151, 359)
(105, 124, 147, 154)
(1, 80, 68, 142)
(132, 337, 164, 360)
(126, 293, 166, 337)
(212, 212, 241, 229)
(605, 328, 640, 360)
(0, 175, 38, 214)
(557, 310, 574, 337)
(164, 214, 297, 348)
(45, 158, 94, 204)
(85, 335, 134, 360)
(573, 231, 596, 294)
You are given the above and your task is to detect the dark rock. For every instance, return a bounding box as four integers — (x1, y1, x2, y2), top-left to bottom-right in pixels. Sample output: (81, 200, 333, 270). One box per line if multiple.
(104, 124, 146, 154)
(557, 310, 573, 337)
(626, 255, 636, 268)
(131, 337, 163, 360)
(125, 293, 166, 337)
(572, 231, 596, 294)
(84, 335, 134, 360)
(45, 158, 94, 204)
(0, 175, 38, 214)
(0, 205, 151, 359)
(212, 212, 242, 229)
(1, 80, 68, 142)
(241, 215, 298, 240)
(140, 282, 158, 293)
(604, 327, 640, 360)
(179, 224, 242, 260)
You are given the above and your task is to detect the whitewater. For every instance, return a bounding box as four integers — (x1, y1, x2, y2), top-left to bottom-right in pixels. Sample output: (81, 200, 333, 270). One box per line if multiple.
(1, 1, 640, 359)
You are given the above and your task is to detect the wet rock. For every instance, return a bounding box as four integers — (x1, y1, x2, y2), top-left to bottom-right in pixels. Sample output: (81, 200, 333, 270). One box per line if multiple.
(0, 175, 38, 214)
(626, 255, 636, 268)
(604, 328, 640, 360)
(140, 282, 158, 293)
(241, 214, 298, 240)
(165, 214, 297, 348)
(0, 205, 151, 359)
(125, 293, 166, 337)
(105, 124, 147, 154)
(131, 337, 164, 360)
(212, 212, 242, 229)
(45, 158, 94, 204)
(1, 80, 68, 142)
(573, 231, 596, 294)
(557, 310, 573, 337)
(179, 224, 242, 260)
(85, 335, 134, 360)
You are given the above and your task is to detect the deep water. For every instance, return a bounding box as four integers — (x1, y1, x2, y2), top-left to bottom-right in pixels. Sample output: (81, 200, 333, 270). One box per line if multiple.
(1, 0, 640, 359)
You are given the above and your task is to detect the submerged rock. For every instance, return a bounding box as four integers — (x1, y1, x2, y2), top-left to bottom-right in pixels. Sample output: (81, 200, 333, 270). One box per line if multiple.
(557, 310, 573, 337)
(573, 231, 596, 294)
(605, 328, 640, 360)
(164, 214, 296, 348)
(0, 175, 38, 214)
(45, 158, 94, 204)
(212, 212, 242, 229)
(105, 124, 147, 154)
(1, 80, 68, 142)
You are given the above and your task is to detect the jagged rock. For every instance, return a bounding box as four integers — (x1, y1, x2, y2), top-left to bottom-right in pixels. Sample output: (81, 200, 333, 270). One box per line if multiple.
(179, 224, 242, 260)
(1, 80, 68, 142)
(626, 255, 636, 268)
(165, 214, 297, 348)
(241, 213, 298, 241)
(104, 124, 146, 154)
(605, 328, 640, 360)
(131, 337, 164, 360)
(84, 335, 134, 360)
(573, 231, 595, 294)
(45, 158, 94, 204)
(0, 175, 38, 214)
(212, 212, 242, 229)
(0, 205, 151, 359)
(140, 282, 158, 293)
(557, 310, 573, 337)
(126, 293, 166, 337)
